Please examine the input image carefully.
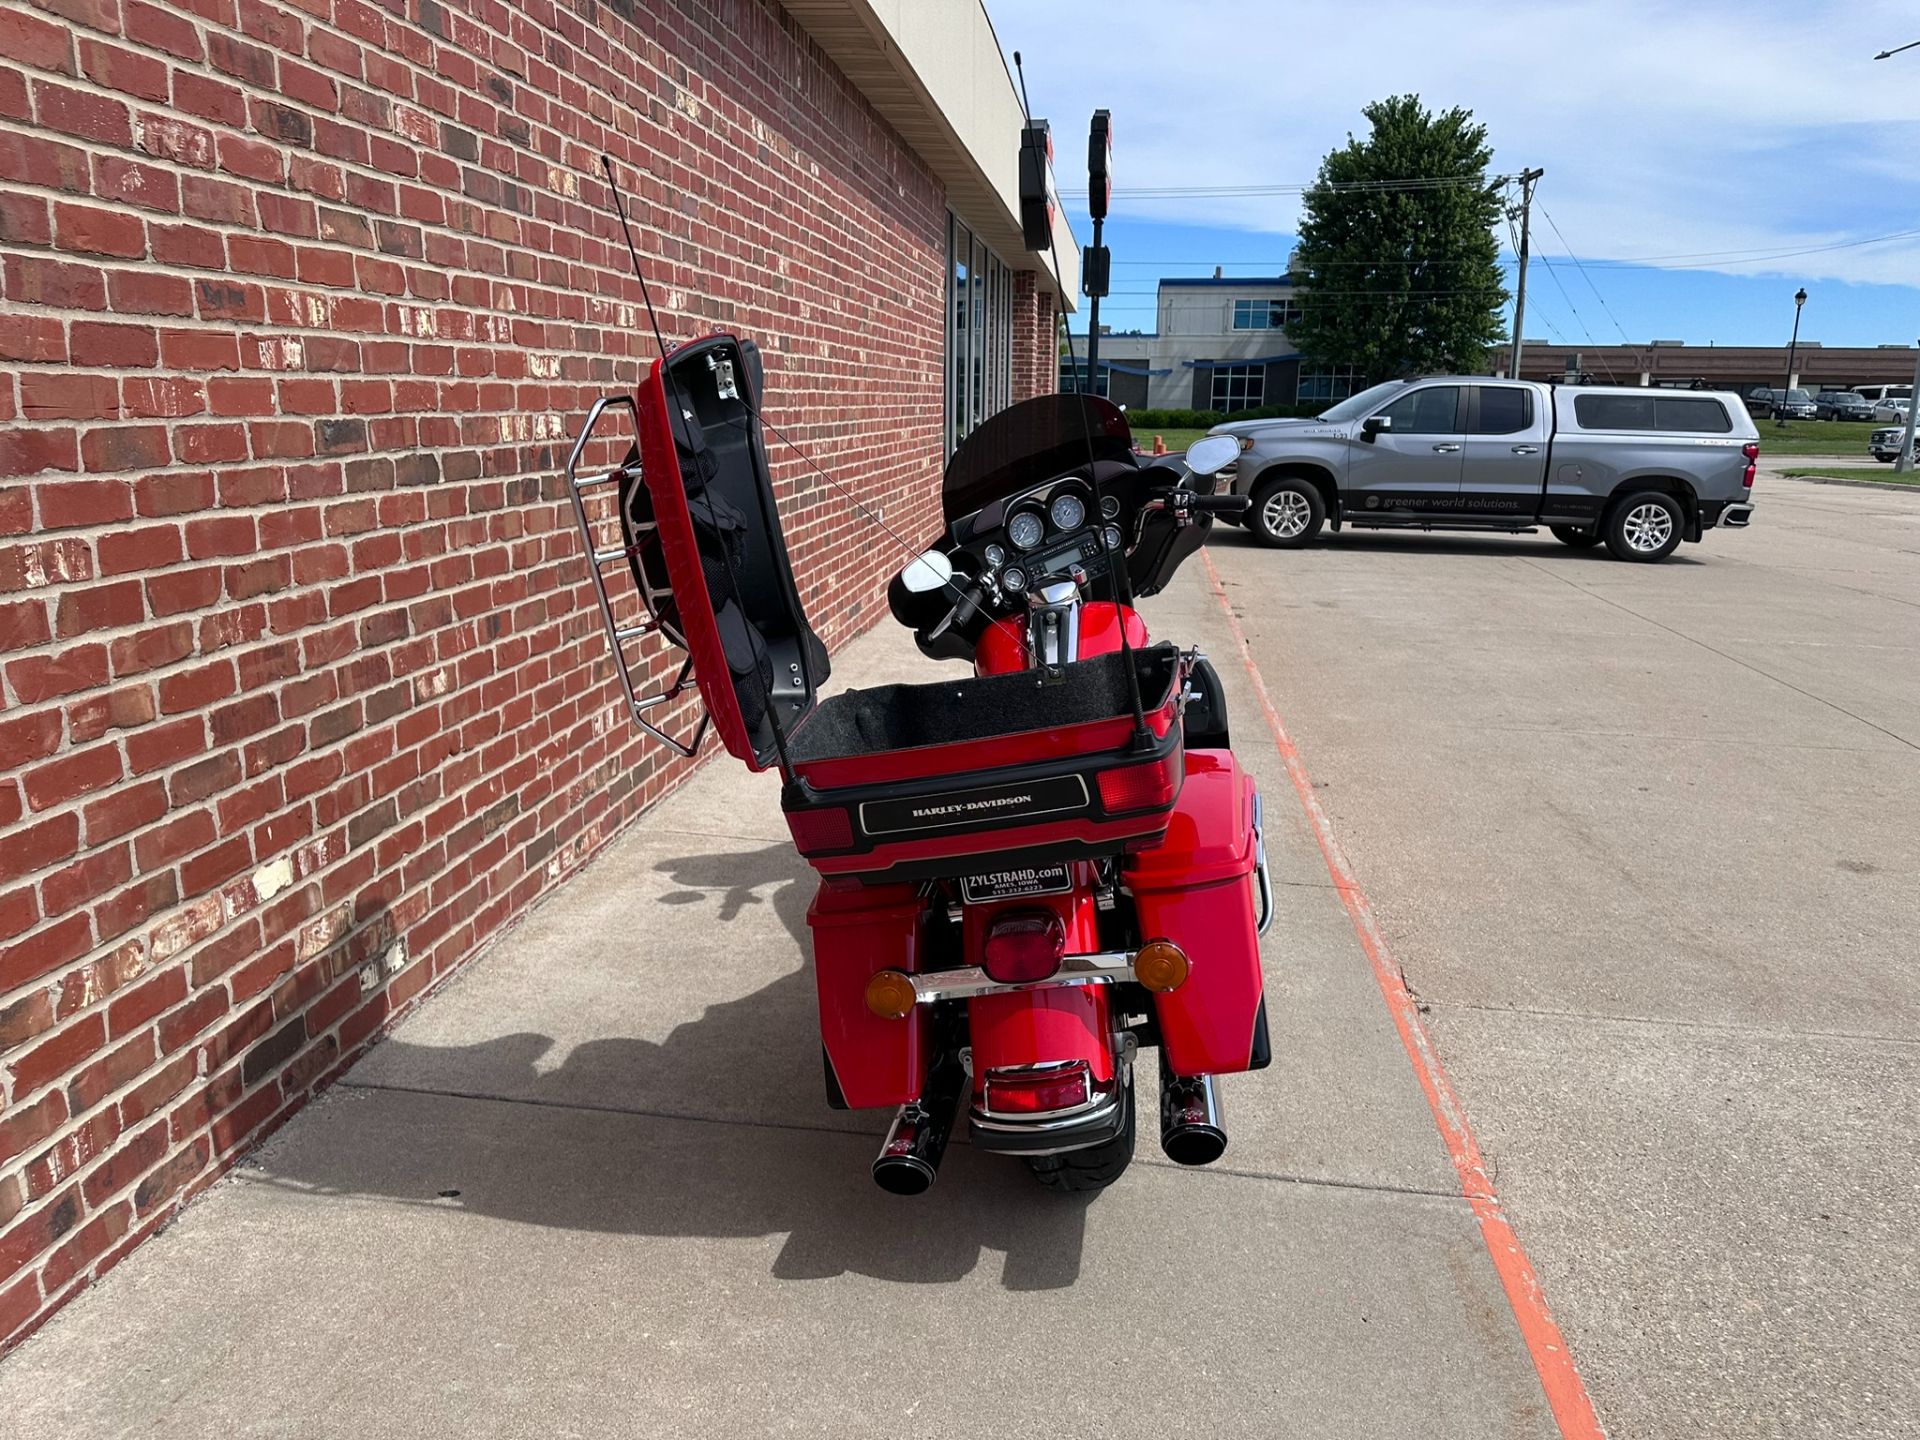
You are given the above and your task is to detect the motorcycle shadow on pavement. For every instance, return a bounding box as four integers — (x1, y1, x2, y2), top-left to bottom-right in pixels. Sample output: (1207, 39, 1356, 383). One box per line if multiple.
(256, 843, 1094, 1292)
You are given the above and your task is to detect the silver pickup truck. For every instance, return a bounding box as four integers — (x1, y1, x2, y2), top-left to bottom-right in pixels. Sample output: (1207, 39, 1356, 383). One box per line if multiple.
(1213, 378, 1759, 562)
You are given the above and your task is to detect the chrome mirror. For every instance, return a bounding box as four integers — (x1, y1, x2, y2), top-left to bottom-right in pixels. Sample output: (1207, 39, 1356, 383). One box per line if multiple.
(1184, 434, 1240, 477)
(900, 550, 954, 594)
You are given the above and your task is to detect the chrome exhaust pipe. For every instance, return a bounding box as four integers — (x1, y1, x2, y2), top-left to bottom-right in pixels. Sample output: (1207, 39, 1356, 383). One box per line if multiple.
(871, 1052, 963, 1195)
(1159, 1051, 1228, 1167)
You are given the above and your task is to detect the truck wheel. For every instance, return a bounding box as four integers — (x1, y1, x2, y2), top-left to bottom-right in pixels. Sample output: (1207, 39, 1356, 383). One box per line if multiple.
(1549, 525, 1600, 549)
(1604, 490, 1684, 562)
(1025, 1076, 1135, 1195)
(1248, 476, 1325, 548)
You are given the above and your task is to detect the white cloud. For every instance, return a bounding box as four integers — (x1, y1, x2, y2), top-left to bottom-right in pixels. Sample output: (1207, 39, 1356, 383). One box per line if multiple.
(992, 0, 1920, 288)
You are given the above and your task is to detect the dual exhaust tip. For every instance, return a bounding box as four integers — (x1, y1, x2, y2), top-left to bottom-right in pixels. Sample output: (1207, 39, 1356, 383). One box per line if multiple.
(869, 1051, 1228, 1193)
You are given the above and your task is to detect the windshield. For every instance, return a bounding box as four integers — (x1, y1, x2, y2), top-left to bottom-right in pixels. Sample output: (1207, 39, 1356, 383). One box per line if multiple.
(1786, 389, 1813, 403)
(941, 393, 1135, 523)
(1317, 380, 1406, 423)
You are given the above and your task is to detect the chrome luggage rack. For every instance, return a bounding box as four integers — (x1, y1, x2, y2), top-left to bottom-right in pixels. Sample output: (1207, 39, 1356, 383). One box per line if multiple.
(563, 395, 710, 758)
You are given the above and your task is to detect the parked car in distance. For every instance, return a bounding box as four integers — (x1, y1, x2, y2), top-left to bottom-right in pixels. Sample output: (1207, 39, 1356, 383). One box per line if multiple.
(1212, 379, 1758, 563)
(1743, 386, 1817, 420)
(1858, 383, 1912, 418)
(1813, 390, 1875, 421)
(1873, 397, 1911, 424)
(1869, 424, 1915, 463)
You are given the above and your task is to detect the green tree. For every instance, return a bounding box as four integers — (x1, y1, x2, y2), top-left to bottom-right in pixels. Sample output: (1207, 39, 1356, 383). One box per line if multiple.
(1289, 95, 1509, 383)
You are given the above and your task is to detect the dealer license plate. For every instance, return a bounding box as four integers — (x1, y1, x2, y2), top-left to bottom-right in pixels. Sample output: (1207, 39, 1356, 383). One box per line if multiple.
(959, 864, 1072, 903)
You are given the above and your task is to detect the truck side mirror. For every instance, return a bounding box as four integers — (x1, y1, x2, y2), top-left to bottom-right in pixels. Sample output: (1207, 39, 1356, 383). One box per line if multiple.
(1361, 414, 1392, 441)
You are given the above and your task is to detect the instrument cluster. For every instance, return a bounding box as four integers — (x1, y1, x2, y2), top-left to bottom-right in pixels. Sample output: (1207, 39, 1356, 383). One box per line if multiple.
(970, 479, 1127, 600)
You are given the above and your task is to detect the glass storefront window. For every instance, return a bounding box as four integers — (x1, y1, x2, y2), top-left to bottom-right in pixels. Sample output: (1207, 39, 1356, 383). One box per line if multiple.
(947, 212, 1014, 451)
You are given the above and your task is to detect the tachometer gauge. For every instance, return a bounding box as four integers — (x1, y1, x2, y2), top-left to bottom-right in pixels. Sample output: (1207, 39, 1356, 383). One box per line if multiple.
(1001, 566, 1028, 593)
(1049, 494, 1087, 532)
(1103, 525, 1124, 553)
(1007, 511, 1046, 551)
(1100, 494, 1121, 519)
(983, 544, 1005, 567)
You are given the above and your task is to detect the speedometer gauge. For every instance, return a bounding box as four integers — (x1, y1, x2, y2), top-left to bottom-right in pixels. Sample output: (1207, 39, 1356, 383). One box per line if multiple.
(1049, 494, 1087, 532)
(1008, 511, 1046, 551)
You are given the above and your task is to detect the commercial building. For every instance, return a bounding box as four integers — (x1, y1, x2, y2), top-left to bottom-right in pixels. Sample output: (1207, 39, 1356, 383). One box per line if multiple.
(1070, 272, 1359, 413)
(0, 0, 1073, 1348)
(1492, 341, 1920, 393)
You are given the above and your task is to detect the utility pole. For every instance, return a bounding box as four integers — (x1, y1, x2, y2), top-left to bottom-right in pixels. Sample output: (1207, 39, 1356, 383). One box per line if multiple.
(1873, 46, 1918, 468)
(1507, 168, 1544, 379)
(1898, 342, 1920, 474)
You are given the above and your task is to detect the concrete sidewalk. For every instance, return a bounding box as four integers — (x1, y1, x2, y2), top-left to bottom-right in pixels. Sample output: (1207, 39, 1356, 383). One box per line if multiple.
(0, 567, 1559, 1439)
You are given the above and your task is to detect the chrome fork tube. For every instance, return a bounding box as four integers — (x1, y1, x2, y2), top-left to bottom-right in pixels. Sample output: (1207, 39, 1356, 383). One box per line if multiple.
(1027, 581, 1082, 666)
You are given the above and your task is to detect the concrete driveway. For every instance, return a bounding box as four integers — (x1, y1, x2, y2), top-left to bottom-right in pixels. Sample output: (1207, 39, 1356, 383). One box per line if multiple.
(1203, 474, 1919, 1439)
(0, 568, 1562, 1438)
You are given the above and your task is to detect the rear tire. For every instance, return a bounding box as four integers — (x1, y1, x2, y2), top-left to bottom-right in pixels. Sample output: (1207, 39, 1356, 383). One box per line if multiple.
(1604, 490, 1685, 562)
(1247, 475, 1326, 549)
(1549, 525, 1600, 549)
(1025, 1073, 1136, 1195)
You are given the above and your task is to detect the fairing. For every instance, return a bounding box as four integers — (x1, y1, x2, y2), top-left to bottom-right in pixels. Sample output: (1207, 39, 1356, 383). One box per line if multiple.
(942, 393, 1135, 527)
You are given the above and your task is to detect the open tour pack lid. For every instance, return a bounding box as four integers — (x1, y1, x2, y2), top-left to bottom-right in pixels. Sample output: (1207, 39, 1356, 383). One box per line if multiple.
(630, 333, 830, 771)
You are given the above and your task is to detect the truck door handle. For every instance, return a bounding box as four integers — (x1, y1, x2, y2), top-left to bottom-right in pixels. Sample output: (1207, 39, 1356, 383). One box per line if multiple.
(1510, 444, 1540, 454)
(1431, 443, 1461, 453)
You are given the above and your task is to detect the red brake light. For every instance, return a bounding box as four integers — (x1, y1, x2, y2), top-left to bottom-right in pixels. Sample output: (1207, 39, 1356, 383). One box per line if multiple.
(1742, 443, 1760, 460)
(1097, 758, 1177, 815)
(786, 806, 852, 853)
(981, 909, 1066, 984)
(985, 1062, 1091, 1115)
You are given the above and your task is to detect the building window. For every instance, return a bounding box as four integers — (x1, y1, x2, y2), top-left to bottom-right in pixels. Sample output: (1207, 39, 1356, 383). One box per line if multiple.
(948, 214, 1013, 451)
(1296, 364, 1359, 402)
(1059, 360, 1110, 397)
(1210, 364, 1264, 413)
(1232, 298, 1299, 331)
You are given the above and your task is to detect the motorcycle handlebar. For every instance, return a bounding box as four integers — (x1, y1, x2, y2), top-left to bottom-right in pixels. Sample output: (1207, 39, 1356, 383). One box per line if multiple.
(1183, 494, 1250, 516)
(1144, 491, 1251, 518)
(927, 583, 985, 641)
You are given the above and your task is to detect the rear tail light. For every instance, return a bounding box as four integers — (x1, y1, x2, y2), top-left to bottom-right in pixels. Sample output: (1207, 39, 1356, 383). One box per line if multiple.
(985, 1061, 1091, 1115)
(1097, 758, 1178, 815)
(786, 805, 852, 853)
(1741, 442, 1758, 489)
(981, 909, 1066, 984)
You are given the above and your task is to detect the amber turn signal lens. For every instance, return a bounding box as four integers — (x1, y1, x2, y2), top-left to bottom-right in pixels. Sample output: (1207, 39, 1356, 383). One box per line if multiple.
(864, 969, 918, 1020)
(1133, 939, 1189, 993)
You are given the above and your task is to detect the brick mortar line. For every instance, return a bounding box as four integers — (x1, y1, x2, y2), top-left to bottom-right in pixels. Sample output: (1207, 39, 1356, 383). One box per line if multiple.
(0, 53, 940, 284)
(0, 596, 650, 932)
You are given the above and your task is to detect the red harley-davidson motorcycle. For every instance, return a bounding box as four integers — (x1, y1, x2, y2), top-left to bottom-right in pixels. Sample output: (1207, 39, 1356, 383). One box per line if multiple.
(565, 335, 1273, 1195)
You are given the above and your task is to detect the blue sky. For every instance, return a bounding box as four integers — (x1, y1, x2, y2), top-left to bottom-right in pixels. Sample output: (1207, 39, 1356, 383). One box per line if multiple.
(991, 1, 1920, 349)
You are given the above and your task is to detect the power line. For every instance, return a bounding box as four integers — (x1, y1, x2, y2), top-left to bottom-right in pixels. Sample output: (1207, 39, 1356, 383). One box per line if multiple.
(1058, 173, 1518, 198)
(1087, 226, 1920, 272)
(1539, 207, 1636, 346)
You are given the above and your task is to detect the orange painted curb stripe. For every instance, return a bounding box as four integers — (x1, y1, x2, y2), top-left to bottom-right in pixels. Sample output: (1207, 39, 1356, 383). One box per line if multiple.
(1202, 551, 1607, 1440)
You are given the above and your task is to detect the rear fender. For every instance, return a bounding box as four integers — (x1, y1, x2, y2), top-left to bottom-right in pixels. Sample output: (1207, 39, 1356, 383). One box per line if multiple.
(965, 881, 1114, 1089)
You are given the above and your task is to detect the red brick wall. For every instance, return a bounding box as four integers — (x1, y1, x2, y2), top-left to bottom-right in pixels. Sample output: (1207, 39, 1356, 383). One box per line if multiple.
(1010, 268, 1058, 405)
(0, 0, 1053, 1349)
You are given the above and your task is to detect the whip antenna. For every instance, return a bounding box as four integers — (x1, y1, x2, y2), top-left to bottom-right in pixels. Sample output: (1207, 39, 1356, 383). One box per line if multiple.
(600, 154, 795, 779)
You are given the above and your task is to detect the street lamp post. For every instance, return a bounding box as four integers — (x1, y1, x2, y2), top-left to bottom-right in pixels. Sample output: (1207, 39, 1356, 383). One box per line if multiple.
(1776, 287, 1807, 428)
